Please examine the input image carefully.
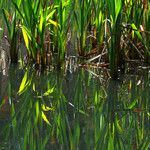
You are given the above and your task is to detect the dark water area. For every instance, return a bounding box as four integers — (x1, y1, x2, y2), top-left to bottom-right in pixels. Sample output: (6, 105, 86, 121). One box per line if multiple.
(0, 66, 150, 150)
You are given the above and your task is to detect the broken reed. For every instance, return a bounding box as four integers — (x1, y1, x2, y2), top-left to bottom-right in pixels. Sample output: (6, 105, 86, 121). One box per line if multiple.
(0, 0, 150, 78)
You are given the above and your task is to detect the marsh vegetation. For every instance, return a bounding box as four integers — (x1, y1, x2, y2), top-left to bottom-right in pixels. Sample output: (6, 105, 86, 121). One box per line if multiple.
(0, 0, 149, 77)
(0, 0, 150, 149)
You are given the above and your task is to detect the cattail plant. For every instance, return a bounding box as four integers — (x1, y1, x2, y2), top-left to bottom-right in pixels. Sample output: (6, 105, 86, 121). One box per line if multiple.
(107, 0, 124, 79)
(12, 0, 57, 69)
(73, 0, 92, 57)
(93, 0, 104, 48)
(2, 0, 21, 63)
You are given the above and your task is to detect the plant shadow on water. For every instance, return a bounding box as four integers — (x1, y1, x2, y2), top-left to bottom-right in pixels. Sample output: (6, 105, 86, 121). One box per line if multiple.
(0, 66, 150, 150)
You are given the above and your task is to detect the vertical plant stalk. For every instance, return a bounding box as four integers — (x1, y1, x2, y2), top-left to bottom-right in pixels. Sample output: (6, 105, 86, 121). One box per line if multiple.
(10, 11, 18, 63)
(107, 0, 123, 79)
(55, 0, 68, 68)
(80, 0, 85, 56)
(143, 0, 150, 63)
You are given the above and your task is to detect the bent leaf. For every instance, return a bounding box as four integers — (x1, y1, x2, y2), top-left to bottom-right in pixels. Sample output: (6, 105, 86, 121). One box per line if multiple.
(47, 19, 58, 27)
(43, 87, 54, 96)
(42, 104, 55, 111)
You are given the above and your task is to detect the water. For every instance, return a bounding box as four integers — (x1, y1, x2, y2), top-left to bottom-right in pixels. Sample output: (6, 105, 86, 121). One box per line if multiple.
(0, 66, 150, 150)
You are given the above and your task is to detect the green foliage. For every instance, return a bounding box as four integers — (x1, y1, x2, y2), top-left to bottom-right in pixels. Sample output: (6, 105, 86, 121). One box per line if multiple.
(0, 68, 150, 149)
(0, 0, 150, 77)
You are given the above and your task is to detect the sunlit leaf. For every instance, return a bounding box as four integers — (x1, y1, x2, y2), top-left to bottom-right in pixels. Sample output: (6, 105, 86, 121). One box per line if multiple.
(115, 0, 121, 22)
(128, 99, 137, 109)
(46, 9, 56, 21)
(42, 104, 55, 111)
(131, 23, 142, 40)
(18, 71, 28, 95)
(116, 120, 123, 133)
(41, 111, 51, 125)
(33, 83, 35, 91)
(39, 12, 44, 33)
(43, 87, 54, 96)
(35, 101, 39, 124)
(47, 19, 58, 27)
(22, 26, 31, 51)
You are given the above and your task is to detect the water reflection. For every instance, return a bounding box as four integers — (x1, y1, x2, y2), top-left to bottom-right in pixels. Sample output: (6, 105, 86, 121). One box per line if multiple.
(0, 67, 150, 149)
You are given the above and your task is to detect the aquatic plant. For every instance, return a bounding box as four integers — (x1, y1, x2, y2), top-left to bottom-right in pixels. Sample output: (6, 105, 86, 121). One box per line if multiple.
(107, 0, 124, 78)
(12, 0, 57, 69)
(0, 68, 150, 149)
(2, 0, 21, 63)
(0, 0, 150, 78)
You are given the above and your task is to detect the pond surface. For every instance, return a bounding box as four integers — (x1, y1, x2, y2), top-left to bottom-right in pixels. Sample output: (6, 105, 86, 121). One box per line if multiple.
(0, 66, 150, 150)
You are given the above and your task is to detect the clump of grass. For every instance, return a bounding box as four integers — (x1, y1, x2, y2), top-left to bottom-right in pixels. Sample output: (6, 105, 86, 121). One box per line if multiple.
(2, 1, 21, 63)
(0, 0, 150, 78)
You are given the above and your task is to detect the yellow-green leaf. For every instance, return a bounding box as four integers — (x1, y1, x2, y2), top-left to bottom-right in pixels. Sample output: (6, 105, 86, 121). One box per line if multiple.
(42, 111, 51, 125)
(33, 83, 35, 91)
(22, 26, 30, 50)
(42, 104, 55, 111)
(47, 19, 58, 27)
(43, 87, 54, 96)
(131, 23, 142, 40)
(39, 12, 44, 33)
(46, 9, 56, 21)
(18, 71, 28, 95)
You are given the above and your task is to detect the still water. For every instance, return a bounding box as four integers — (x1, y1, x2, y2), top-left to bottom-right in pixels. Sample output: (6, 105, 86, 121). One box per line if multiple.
(0, 66, 150, 150)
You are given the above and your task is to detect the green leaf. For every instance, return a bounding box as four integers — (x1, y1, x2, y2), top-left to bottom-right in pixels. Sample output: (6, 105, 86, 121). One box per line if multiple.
(18, 71, 31, 95)
(43, 87, 54, 96)
(18, 71, 28, 94)
(2, 9, 11, 36)
(128, 99, 137, 109)
(41, 111, 51, 125)
(46, 9, 56, 21)
(42, 104, 55, 111)
(47, 19, 59, 27)
(131, 23, 142, 40)
(22, 26, 30, 50)
(108, 134, 114, 150)
(115, 0, 121, 22)
(39, 11, 44, 33)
